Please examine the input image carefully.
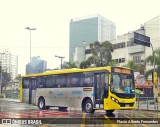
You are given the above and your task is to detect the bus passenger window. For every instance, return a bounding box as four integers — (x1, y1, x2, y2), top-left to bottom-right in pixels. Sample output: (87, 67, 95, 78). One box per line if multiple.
(37, 77, 43, 88)
(22, 78, 29, 88)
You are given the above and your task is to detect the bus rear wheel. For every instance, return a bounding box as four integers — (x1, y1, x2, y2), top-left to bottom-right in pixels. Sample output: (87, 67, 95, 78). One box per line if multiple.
(38, 98, 45, 110)
(83, 100, 95, 113)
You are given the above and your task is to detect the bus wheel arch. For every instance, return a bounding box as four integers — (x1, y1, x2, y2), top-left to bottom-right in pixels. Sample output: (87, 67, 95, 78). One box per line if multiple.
(82, 97, 95, 113)
(38, 96, 45, 110)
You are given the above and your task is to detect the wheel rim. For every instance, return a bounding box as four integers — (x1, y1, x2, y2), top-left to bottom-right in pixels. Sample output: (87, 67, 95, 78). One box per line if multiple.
(39, 100, 44, 108)
(86, 103, 91, 111)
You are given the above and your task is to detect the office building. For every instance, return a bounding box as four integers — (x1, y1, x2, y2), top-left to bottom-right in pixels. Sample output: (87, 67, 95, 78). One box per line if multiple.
(26, 56, 47, 74)
(69, 14, 116, 63)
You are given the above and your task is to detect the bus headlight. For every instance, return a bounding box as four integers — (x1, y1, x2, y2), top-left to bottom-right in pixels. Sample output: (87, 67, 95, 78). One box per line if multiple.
(111, 96, 119, 104)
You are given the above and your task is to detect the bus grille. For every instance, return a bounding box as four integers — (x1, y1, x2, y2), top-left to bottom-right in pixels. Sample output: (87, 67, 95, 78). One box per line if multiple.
(119, 102, 134, 107)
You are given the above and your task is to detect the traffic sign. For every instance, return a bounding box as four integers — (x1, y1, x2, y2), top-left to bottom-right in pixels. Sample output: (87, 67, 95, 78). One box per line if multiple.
(134, 32, 150, 47)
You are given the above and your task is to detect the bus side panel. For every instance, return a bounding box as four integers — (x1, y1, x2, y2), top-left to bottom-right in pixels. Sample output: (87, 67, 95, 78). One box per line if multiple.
(22, 89, 29, 103)
(36, 87, 94, 108)
(65, 87, 94, 108)
(36, 88, 46, 105)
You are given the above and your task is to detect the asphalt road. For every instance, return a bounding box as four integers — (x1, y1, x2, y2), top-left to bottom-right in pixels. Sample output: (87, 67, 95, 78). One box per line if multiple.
(0, 100, 160, 127)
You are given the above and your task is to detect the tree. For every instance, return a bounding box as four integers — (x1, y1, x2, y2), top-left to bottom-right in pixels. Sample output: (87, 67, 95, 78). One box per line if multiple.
(62, 62, 78, 69)
(123, 60, 137, 70)
(90, 41, 114, 66)
(80, 60, 89, 69)
(0, 66, 11, 92)
(108, 61, 118, 66)
(145, 48, 160, 78)
(123, 60, 145, 74)
(80, 56, 97, 69)
(80, 41, 114, 68)
(15, 75, 21, 82)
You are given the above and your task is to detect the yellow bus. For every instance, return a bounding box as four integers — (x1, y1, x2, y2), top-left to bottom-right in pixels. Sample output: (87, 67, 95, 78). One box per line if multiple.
(20, 66, 136, 114)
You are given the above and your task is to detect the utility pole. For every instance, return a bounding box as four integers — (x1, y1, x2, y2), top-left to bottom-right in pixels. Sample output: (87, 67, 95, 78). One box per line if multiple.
(55, 55, 65, 69)
(25, 27, 36, 63)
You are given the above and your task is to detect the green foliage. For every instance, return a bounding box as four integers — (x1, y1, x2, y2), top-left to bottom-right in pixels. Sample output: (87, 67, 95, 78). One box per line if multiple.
(80, 41, 114, 68)
(108, 61, 118, 66)
(123, 60, 145, 74)
(145, 48, 160, 78)
(62, 62, 78, 69)
(90, 41, 114, 66)
(0, 66, 12, 89)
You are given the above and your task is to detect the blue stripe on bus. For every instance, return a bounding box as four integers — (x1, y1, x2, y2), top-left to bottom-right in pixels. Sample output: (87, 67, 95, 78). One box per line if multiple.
(72, 91, 82, 94)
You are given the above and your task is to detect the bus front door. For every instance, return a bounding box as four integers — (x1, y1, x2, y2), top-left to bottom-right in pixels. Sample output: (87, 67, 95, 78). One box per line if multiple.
(29, 78, 37, 104)
(94, 73, 105, 108)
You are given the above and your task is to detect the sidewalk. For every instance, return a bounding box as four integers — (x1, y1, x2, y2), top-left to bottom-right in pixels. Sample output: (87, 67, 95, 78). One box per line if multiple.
(0, 98, 20, 102)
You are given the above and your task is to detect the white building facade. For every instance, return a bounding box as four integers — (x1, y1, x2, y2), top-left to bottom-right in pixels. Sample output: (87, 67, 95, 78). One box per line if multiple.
(111, 15, 160, 72)
(0, 49, 18, 80)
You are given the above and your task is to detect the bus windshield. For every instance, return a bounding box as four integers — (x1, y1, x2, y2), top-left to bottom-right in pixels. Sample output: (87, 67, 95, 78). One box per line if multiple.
(111, 73, 135, 94)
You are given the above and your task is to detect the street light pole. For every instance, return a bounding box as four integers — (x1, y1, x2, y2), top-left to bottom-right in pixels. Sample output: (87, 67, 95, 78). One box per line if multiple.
(0, 53, 5, 95)
(150, 43, 157, 104)
(25, 27, 36, 63)
(55, 55, 65, 69)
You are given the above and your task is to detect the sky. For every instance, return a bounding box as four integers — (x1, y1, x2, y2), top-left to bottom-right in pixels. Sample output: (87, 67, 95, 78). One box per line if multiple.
(0, 0, 160, 75)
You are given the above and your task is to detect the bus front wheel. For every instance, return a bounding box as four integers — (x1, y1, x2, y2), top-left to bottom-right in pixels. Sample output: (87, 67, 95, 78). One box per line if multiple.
(38, 98, 45, 110)
(83, 100, 95, 113)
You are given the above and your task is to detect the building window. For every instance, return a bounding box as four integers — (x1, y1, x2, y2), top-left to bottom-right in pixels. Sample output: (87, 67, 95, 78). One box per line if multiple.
(122, 58, 125, 63)
(113, 42, 125, 49)
(133, 56, 141, 63)
(85, 49, 91, 54)
(112, 58, 125, 63)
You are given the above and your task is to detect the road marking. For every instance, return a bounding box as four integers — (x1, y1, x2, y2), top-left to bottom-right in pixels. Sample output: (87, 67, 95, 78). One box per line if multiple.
(80, 113, 86, 127)
(103, 115, 118, 127)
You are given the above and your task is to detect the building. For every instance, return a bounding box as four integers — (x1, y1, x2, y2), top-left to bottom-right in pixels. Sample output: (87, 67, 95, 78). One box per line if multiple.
(0, 49, 18, 80)
(111, 15, 160, 71)
(111, 28, 145, 67)
(109, 15, 160, 97)
(26, 56, 47, 74)
(69, 14, 116, 63)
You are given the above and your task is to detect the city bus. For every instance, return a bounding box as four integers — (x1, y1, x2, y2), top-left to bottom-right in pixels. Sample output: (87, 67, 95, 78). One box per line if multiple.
(20, 66, 136, 114)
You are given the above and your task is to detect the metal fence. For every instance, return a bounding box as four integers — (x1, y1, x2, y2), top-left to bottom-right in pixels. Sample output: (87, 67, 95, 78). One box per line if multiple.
(136, 96, 160, 111)
(2, 90, 19, 99)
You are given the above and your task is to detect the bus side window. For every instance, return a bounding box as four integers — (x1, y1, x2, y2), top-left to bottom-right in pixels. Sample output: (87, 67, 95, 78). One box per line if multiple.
(45, 75, 55, 88)
(67, 77, 72, 87)
(22, 78, 29, 88)
(37, 77, 43, 88)
(56, 75, 67, 88)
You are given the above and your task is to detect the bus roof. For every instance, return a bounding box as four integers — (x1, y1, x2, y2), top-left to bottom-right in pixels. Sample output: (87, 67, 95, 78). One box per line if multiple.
(21, 66, 132, 78)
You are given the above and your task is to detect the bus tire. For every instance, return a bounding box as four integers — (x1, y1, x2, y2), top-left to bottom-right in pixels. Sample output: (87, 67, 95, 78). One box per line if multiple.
(38, 98, 45, 110)
(45, 106, 50, 110)
(106, 110, 114, 115)
(83, 100, 95, 113)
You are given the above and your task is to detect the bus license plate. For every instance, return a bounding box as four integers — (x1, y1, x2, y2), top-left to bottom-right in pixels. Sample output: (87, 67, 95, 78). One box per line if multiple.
(125, 104, 130, 107)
